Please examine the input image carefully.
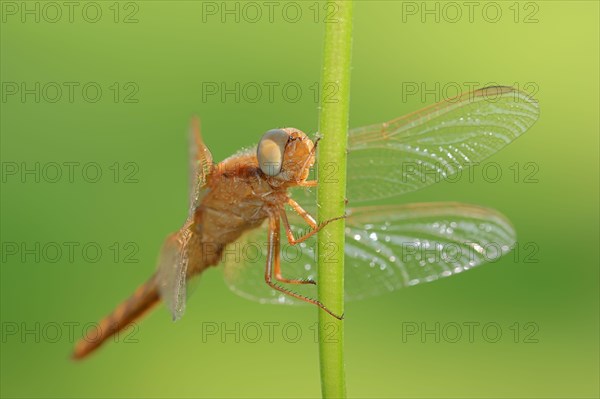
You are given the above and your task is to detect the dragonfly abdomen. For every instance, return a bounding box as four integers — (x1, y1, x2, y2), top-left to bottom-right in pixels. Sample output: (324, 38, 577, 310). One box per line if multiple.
(72, 274, 160, 360)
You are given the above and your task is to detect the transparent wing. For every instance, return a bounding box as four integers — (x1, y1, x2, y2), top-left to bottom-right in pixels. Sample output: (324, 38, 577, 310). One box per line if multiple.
(188, 117, 213, 218)
(342, 202, 515, 300)
(222, 202, 515, 305)
(345, 86, 539, 203)
(155, 227, 193, 320)
(156, 118, 213, 320)
(288, 86, 540, 212)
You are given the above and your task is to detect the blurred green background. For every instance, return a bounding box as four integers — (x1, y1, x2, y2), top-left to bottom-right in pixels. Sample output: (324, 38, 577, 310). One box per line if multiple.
(1, 1, 598, 398)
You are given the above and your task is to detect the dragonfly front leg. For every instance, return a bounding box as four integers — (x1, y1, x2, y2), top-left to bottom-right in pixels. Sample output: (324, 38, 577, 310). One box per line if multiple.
(297, 180, 317, 187)
(264, 215, 343, 320)
(287, 197, 317, 228)
(282, 198, 345, 245)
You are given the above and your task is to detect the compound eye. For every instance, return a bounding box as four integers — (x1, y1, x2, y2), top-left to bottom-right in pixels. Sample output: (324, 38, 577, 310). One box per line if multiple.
(257, 129, 289, 176)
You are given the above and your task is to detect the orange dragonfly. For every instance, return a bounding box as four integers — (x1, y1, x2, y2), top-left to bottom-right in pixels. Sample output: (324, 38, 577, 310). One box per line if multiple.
(73, 86, 539, 359)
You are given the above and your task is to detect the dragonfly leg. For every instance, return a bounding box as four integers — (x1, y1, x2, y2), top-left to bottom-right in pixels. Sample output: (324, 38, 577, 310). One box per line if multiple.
(271, 213, 316, 285)
(265, 215, 343, 320)
(282, 200, 345, 245)
(297, 180, 317, 187)
(288, 197, 317, 228)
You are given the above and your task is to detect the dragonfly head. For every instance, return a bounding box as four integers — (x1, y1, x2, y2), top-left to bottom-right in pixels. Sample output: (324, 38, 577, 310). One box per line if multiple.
(257, 128, 315, 184)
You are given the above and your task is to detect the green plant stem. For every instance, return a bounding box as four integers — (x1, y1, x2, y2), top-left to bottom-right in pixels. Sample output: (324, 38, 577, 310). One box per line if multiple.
(317, 1, 353, 398)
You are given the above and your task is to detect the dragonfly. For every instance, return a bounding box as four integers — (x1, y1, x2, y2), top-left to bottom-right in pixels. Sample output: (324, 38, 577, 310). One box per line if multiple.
(73, 86, 539, 359)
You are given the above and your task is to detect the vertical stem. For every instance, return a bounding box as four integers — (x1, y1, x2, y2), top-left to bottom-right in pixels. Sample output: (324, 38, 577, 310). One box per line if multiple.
(317, 1, 353, 398)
